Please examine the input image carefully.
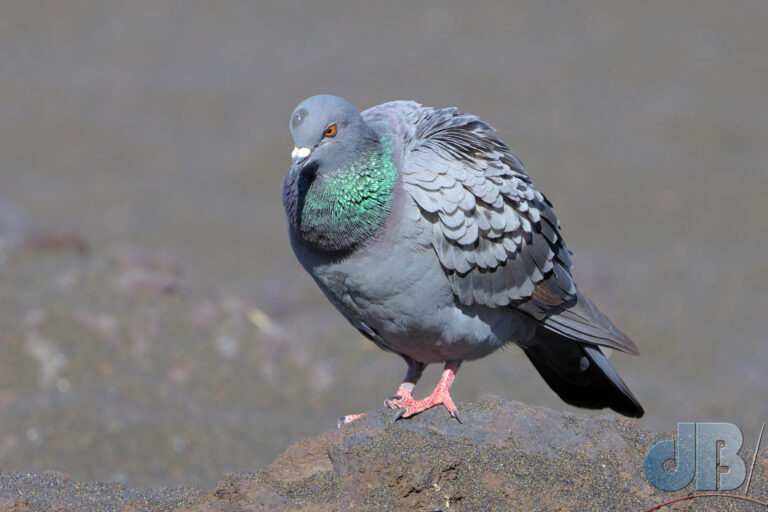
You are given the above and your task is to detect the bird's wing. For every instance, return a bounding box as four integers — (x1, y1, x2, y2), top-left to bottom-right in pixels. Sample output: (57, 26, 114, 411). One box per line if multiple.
(397, 106, 637, 354)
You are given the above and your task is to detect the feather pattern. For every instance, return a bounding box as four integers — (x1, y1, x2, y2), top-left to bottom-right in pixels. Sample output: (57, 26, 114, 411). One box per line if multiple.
(385, 103, 574, 307)
(362, 101, 637, 354)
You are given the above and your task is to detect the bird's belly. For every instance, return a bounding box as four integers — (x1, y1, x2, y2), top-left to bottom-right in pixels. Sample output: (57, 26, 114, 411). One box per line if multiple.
(359, 299, 536, 364)
(308, 241, 536, 364)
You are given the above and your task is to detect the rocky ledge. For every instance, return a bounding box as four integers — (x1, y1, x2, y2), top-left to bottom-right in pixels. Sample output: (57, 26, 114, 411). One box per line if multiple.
(186, 397, 766, 511)
(3, 399, 767, 511)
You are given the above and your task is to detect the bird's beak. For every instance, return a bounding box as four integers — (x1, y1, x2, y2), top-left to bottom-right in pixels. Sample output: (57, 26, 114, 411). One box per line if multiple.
(291, 146, 311, 162)
(289, 146, 313, 180)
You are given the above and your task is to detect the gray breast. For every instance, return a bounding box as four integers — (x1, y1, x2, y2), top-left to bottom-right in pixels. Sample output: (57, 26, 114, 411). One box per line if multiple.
(302, 195, 538, 364)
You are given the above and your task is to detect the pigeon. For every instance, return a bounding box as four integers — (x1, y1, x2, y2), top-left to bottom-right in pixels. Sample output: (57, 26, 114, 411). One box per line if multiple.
(282, 95, 644, 425)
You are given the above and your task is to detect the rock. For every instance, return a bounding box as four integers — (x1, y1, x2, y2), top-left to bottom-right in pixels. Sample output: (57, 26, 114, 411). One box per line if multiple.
(2, 398, 766, 510)
(0, 497, 32, 512)
(0, 471, 199, 512)
(178, 397, 768, 512)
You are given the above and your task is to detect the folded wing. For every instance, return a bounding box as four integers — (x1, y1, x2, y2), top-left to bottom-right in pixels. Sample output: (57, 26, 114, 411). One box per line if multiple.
(380, 104, 637, 354)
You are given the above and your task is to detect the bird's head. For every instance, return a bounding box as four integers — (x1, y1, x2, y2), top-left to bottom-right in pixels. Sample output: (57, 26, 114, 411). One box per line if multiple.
(289, 95, 376, 177)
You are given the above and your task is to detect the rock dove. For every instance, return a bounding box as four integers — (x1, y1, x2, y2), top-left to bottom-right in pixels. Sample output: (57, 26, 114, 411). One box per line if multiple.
(283, 95, 644, 425)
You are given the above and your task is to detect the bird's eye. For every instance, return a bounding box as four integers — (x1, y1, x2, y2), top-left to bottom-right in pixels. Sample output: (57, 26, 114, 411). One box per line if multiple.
(324, 124, 338, 138)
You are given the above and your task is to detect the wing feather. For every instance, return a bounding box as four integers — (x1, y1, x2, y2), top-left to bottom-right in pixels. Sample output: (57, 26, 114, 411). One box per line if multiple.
(362, 102, 636, 353)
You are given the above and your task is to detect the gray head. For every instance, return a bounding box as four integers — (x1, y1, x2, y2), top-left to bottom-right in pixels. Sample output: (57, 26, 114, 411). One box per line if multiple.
(289, 95, 377, 172)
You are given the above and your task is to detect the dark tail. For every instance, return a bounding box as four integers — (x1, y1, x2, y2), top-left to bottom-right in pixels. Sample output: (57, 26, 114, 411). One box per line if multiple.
(523, 328, 644, 418)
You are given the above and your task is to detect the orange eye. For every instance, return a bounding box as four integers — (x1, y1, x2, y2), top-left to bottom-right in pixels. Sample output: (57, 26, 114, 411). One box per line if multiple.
(324, 124, 338, 138)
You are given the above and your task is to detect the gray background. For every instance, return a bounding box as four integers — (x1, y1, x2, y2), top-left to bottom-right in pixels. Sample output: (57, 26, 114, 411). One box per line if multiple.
(1, 0, 766, 487)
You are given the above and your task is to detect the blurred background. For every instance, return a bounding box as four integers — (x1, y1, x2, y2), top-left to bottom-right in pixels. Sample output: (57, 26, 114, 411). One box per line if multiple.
(0, 0, 766, 488)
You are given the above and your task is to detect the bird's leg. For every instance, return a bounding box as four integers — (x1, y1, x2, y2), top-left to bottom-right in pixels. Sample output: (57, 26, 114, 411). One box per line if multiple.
(337, 358, 425, 428)
(384, 358, 425, 410)
(394, 361, 463, 423)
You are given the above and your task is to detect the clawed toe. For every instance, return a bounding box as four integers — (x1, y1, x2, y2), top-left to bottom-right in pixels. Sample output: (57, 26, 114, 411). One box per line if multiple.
(337, 412, 365, 428)
(385, 364, 462, 422)
(384, 391, 414, 410)
(388, 391, 463, 423)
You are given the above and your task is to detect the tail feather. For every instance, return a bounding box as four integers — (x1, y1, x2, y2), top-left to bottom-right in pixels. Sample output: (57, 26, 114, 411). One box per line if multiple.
(540, 289, 639, 354)
(523, 328, 644, 418)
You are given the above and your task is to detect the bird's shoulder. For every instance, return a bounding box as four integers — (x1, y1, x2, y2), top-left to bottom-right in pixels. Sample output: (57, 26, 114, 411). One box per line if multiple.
(384, 105, 573, 305)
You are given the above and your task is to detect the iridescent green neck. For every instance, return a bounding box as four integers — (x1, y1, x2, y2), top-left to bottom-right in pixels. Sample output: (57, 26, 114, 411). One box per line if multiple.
(286, 139, 396, 253)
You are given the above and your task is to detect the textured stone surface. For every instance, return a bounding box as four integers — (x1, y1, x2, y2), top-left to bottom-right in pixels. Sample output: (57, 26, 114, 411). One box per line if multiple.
(0, 471, 200, 512)
(179, 397, 768, 512)
(2, 398, 766, 511)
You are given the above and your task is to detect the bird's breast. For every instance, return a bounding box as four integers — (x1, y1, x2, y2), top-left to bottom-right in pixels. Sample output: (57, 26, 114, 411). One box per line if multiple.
(283, 150, 398, 253)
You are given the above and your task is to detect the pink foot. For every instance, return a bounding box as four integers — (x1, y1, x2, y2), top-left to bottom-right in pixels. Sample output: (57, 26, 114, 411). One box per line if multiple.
(392, 364, 463, 423)
(338, 383, 415, 428)
(384, 384, 415, 410)
(337, 412, 365, 428)
(338, 362, 463, 427)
